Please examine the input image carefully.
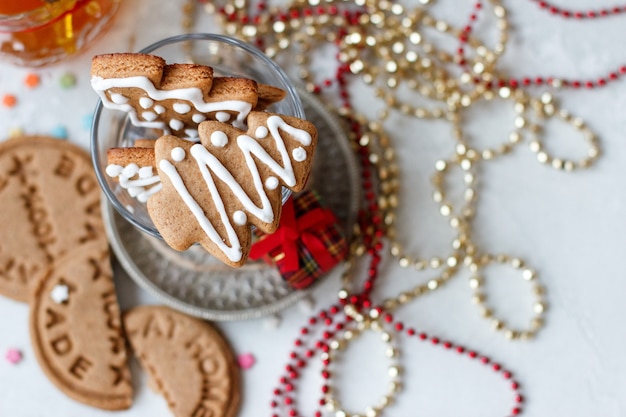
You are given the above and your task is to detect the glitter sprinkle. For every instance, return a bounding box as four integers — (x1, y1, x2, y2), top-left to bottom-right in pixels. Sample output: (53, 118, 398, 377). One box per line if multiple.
(2, 94, 17, 108)
(59, 72, 77, 89)
(50, 125, 68, 139)
(237, 353, 256, 370)
(5, 348, 22, 365)
(24, 73, 40, 88)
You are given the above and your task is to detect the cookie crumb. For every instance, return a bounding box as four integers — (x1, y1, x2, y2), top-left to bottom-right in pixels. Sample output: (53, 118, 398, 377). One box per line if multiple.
(2, 94, 17, 108)
(24, 73, 40, 89)
(5, 348, 23, 365)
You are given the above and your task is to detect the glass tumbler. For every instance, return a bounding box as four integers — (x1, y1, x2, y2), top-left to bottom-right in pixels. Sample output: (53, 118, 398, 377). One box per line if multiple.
(0, 0, 120, 67)
(91, 33, 305, 238)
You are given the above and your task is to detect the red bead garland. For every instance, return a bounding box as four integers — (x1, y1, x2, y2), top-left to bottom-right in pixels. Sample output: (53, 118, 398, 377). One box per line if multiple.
(530, 0, 626, 19)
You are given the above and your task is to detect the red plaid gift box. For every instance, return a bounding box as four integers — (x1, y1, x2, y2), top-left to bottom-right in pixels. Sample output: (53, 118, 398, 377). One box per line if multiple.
(249, 190, 348, 289)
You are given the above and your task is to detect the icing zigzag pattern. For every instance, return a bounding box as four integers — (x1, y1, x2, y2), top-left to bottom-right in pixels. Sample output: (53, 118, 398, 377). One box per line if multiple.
(148, 111, 317, 266)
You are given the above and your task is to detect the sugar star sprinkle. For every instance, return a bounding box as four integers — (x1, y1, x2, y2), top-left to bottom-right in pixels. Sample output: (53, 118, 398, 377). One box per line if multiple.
(50, 284, 69, 304)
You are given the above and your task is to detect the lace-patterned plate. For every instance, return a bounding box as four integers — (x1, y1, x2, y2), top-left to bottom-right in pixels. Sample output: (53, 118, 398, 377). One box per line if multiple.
(102, 90, 360, 321)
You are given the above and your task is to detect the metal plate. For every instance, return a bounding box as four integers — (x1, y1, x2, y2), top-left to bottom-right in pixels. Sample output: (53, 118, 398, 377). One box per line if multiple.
(103, 90, 360, 321)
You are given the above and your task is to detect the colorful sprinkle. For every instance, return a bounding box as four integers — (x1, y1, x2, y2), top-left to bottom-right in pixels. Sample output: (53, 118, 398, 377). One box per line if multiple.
(50, 125, 68, 139)
(59, 72, 77, 89)
(50, 284, 70, 303)
(237, 353, 256, 370)
(24, 73, 40, 88)
(82, 113, 94, 130)
(2, 94, 17, 108)
(8, 127, 23, 138)
(5, 348, 23, 365)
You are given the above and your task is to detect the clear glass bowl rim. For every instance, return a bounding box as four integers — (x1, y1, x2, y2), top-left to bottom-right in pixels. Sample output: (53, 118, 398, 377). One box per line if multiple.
(90, 32, 305, 239)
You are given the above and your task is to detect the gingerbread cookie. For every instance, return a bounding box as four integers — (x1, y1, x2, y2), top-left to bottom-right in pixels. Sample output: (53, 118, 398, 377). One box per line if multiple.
(124, 306, 239, 417)
(91, 53, 272, 138)
(29, 241, 132, 410)
(148, 111, 317, 266)
(0, 136, 106, 302)
(106, 146, 160, 203)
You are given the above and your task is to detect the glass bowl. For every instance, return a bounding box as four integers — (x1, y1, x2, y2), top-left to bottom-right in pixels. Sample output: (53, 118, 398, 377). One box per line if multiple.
(90, 33, 304, 239)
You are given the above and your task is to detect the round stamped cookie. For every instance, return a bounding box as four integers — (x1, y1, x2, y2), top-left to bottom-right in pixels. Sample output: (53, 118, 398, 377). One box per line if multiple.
(124, 305, 240, 417)
(0, 136, 105, 302)
(29, 241, 132, 410)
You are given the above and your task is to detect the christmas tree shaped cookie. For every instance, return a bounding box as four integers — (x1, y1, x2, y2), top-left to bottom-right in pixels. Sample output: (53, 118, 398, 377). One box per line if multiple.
(149, 111, 317, 267)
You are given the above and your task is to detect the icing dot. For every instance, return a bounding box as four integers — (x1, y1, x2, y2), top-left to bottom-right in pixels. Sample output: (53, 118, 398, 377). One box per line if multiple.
(169, 119, 184, 131)
(233, 210, 247, 226)
(50, 284, 69, 304)
(265, 176, 279, 190)
(255, 126, 269, 139)
(154, 105, 166, 114)
(210, 131, 228, 147)
(110, 93, 129, 104)
(138, 166, 154, 179)
(171, 147, 186, 162)
(139, 97, 154, 109)
(185, 129, 199, 138)
(142, 111, 157, 121)
(122, 163, 139, 179)
(192, 113, 206, 123)
(173, 102, 192, 114)
(216, 111, 231, 122)
(292, 147, 307, 162)
(105, 164, 123, 177)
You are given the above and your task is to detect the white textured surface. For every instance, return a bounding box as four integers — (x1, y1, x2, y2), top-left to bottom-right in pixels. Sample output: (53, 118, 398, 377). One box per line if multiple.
(1, 1, 626, 416)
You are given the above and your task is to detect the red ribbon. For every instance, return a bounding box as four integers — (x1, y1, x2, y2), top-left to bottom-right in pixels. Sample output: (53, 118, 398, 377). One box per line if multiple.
(250, 197, 339, 274)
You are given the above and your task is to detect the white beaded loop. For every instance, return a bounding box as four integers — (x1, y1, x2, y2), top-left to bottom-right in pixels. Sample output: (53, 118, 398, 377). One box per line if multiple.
(467, 253, 546, 340)
(323, 319, 402, 417)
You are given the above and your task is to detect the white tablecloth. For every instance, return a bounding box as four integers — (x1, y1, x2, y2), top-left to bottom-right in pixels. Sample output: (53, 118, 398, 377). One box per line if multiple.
(1, 1, 625, 416)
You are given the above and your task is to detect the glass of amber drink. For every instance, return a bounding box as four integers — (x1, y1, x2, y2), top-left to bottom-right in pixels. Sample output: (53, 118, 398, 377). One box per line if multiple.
(0, 0, 120, 67)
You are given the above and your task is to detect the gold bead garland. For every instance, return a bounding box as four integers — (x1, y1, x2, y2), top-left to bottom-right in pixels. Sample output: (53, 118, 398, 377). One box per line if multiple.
(198, 0, 602, 340)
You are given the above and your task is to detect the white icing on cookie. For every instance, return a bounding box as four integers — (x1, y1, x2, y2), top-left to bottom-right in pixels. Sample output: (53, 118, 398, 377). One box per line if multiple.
(154, 104, 166, 114)
(216, 111, 231, 122)
(173, 102, 191, 114)
(192, 114, 206, 123)
(233, 210, 247, 225)
(50, 284, 69, 304)
(169, 119, 184, 131)
(292, 147, 307, 162)
(157, 115, 313, 263)
(210, 131, 228, 147)
(171, 147, 186, 162)
(91, 75, 253, 132)
(138, 166, 154, 179)
(142, 111, 157, 121)
(265, 176, 279, 190)
(185, 129, 199, 138)
(110, 93, 128, 104)
(255, 126, 269, 139)
(139, 97, 153, 109)
(106, 163, 162, 203)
